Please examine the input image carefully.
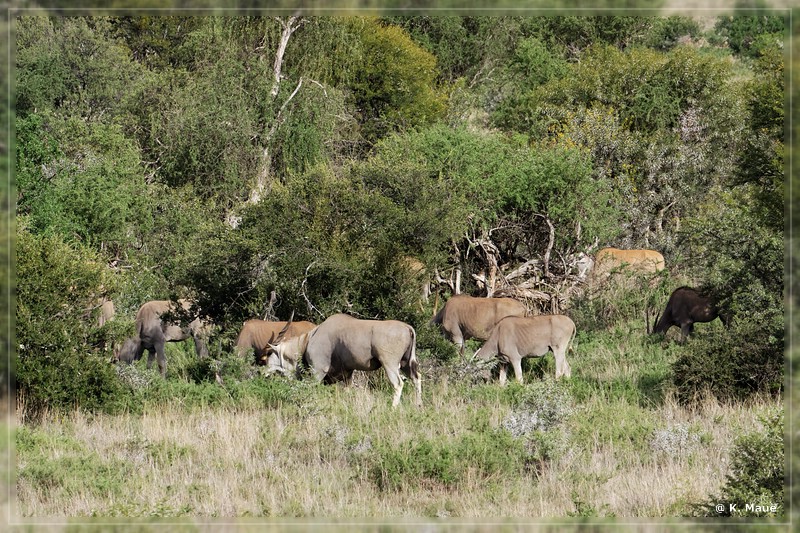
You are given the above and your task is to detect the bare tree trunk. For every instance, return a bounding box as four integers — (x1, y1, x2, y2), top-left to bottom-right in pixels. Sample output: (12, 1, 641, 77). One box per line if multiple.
(251, 77, 304, 204)
(270, 16, 302, 98)
(452, 240, 462, 295)
(475, 231, 500, 297)
(227, 17, 307, 227)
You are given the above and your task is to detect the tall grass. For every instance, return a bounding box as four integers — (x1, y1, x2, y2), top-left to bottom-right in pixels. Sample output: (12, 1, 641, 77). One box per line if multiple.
(14, 337, 781, 519)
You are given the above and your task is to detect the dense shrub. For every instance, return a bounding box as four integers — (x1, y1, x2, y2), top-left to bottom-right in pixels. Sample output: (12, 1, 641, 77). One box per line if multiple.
(714, 13, 786, 58)
(16, 228, 135, 420)
(671, 320, 783, 405)
(640, 16, 701, 50)
(696, 409, 784, 517)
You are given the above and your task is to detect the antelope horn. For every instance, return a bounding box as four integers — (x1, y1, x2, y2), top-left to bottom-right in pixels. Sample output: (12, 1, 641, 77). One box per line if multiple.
(273, 312, 295, 344)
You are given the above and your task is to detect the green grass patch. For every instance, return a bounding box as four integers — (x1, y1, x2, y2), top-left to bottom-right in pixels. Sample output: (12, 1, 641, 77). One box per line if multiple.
(569, 397, 658, 457)
(366, 427, 525, 491)
(19, 450, 132, 501)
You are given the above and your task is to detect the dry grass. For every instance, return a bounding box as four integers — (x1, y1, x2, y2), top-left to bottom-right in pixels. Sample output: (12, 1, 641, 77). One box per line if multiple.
(13, 377, 779, 520)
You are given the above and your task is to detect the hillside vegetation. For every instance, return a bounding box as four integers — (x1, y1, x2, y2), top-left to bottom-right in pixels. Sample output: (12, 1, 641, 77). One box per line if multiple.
(12, 13, 785, 521)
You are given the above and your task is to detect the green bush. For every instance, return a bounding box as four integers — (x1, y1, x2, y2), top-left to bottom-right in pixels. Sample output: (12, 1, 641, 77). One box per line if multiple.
(714, 13, 785, 58)
(696, 409, 784, 517)
(16, 228, 135, 420)
(416, 319, 459, 362)
(641, 16, 701, 50)
(671, 318, 783, 405)
(367, 428, 525, 491)
(349, 19, 446, 143)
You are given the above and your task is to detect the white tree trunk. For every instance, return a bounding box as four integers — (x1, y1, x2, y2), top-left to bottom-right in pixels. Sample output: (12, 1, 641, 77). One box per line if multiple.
(270, 16, 301, 99)
(227, 17, 305, 227)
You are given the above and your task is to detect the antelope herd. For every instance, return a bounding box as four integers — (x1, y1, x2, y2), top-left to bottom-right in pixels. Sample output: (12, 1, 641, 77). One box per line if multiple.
(108, 247, 724, 406)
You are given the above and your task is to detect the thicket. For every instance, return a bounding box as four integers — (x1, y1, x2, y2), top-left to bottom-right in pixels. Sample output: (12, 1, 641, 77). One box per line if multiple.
(13, 14, 784, 419)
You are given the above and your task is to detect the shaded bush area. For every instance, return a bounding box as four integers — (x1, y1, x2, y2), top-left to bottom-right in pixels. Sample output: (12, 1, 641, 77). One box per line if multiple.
(16, 228, 133, 420)
(671, 321, 783, 405)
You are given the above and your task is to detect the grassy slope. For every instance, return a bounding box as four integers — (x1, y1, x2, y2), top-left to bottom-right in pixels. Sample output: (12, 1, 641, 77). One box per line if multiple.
(13, 321, 781, 519)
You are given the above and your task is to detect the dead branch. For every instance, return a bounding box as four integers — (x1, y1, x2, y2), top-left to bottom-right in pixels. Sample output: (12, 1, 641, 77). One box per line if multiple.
(655, 200, 677, 234)
(262, 290, 278, 321)
(504, 258, 540, 282)
(300, 261, 325, 320)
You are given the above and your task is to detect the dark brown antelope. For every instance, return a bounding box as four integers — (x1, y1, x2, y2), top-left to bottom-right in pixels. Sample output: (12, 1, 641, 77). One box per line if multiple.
(647, 287, 726, 343)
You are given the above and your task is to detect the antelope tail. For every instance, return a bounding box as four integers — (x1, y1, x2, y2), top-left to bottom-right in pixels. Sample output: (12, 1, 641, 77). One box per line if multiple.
(403, 327, 420, 381)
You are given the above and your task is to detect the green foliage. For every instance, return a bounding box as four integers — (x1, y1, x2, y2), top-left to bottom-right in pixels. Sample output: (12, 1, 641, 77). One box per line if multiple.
(672, 319, 783, 405)
(349, 19, 446, 143)
(16, 17, 145, 121)
(640, 16, 701, 51)
(735, 39, 784, 231)
(271, 85, 351, 178)
(239, 165, 399, 319)
(416, 319, 459, 362)
(491, 37, 569, 132)
(519, 41, 744, 249)
(108, 16, 203, 70)
(139, 46, 260, 200)
(16, 113, 151, 250)
(714, 12, 785, 57)
(362, 124, 620, 280)
(387, 16, 489, 82)
(16, 228, 133, 419)
(235, 154, 469, 320)
(367, 427, 525, 491)
(698, 410, 784, 516)
(677, 184, 783, 404)
(185, 349, 252, 385)
(152, 191, 255, 323)
(570, 270, 672, 332)
(523, 16, 654, 56)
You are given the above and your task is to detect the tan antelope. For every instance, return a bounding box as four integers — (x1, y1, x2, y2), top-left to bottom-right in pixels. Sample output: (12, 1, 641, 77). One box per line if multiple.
(475, 315, 575, 384)
(266, 314, 422, 408)
(593, 247, 665, 282)
(432, 295, 526, 358)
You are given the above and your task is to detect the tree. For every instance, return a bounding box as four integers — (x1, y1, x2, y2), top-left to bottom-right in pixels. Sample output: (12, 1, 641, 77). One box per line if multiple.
(15, 17, 145, 122)
(714, 10, 786, 58)
(15, 113, 152, 255)
(349, 19, 447, 143)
